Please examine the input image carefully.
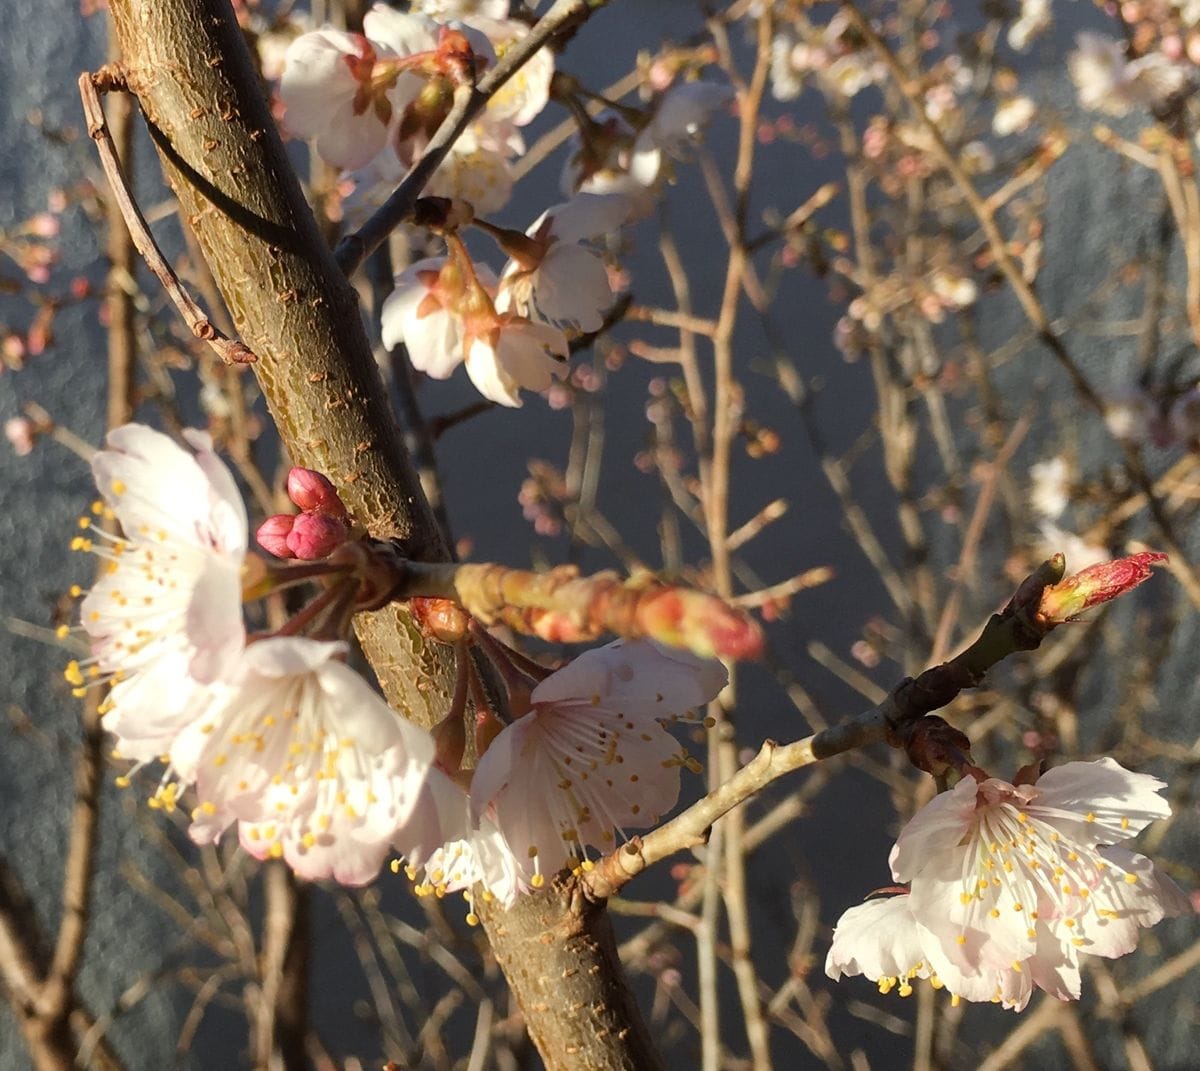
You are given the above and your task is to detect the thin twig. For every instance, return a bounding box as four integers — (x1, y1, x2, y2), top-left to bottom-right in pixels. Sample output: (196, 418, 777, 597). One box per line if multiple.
(79, 68, 256, 366)
(334, 0, 609, 276)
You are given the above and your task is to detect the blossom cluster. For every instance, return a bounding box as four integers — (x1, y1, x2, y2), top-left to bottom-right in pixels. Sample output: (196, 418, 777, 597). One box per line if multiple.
(66, 424, 727, 901)
(275, 1, 731, 407)
(827, 761, 1190, 1009)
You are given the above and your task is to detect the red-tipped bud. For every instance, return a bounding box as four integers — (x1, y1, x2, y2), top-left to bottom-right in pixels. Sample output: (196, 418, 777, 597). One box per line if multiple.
(1037, 551, 1167, 625)
(256, 514, 296, 558)
(286, 467, 348, 518)
(285, 513, 348, 560)
(410, 597, 470, 642)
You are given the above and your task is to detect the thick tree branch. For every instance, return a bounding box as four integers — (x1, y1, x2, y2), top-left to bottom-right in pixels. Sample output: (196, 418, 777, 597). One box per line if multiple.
(100, 3, 660, 1068)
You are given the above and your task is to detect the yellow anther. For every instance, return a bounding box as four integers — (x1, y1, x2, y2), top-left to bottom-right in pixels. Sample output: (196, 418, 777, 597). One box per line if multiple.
(465, 912, 479, 927)
(1124, 873, 1139, 884)
(531, 873, 545, 889)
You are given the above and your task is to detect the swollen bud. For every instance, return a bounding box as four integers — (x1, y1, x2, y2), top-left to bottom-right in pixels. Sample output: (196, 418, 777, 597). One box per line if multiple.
(256, 514, 296, 559)
(286, 467, 348, 518)
(286, 512, 348, 560)
(1037, 551, 1167, 625)
(410, 597, 470, 642)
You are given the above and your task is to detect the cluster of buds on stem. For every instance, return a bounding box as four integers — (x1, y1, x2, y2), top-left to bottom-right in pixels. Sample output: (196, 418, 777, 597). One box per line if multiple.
(256, 468, 351, 561)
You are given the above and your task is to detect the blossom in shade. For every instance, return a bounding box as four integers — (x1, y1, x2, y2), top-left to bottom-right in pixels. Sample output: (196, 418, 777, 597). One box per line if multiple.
(381, 249, 569, 406)
(67, 424, 246, 763)
(562, 82, 732, 215)
(468, 640, 727, 884)
(461, 15, 553, 128)
(179, 638, 440, 886)
(496, 194, 631, 333)
(279, 20, 431, 169)
(828, 759, 1191, 1011)
(464, 315, 569, 407)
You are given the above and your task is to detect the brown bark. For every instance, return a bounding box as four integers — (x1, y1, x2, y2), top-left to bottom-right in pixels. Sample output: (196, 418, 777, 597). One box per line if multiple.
(101, 2, 663, 1068)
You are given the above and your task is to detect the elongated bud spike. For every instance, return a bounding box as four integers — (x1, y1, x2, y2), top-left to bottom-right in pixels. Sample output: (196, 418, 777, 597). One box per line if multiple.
(286, 467, 348, 518)
(286, 512, 348, 560)
(256, 514, 296, 559)
(1037, 551, 1167, 626)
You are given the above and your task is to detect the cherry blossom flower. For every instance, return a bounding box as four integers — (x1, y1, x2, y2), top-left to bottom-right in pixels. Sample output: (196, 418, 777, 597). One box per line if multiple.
(381, 245, 569, 406)
(828, 760, 1192, 1010)
(827, 891, 1065, 1010)
(462, 15, 554, 128)
(401, 774, 529, 911)
(1068, 33, 1187, 117)
(279, 19, 433, 169)
(179, 638, 440, 886)
(496, 194, 632, 333)
(381, 255, 484, 378)
(67, 424, 246, 763)
(465, 317, 570, 406)
(562, 82, 733, 215)
(467, 640, 727, 885)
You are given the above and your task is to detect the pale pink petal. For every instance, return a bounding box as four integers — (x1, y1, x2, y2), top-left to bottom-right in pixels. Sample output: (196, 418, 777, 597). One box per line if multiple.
(1030, 758, 1172, 846)
(530, 639, 727, 716)
(825, 895, 930, 984)
(362, 5, 438, 55)
(888, 773, 978, 882)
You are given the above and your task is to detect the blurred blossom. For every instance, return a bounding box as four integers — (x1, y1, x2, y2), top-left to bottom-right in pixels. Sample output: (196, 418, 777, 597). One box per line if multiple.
(1104, 388, 1162, 445)
(1037, 522, 1109, 572)
(1029, 455, 1070, 520)
(960, 140, 996, 174)
(993, 96, 1037, 137)
(1068, 33, 1187, 116)
(4, 416, 36, 456)
(1008, 0, 1051, 51)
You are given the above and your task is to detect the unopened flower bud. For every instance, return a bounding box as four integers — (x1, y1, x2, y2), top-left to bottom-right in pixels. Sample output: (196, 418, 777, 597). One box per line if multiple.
(1037, 551, 1167, 625)
(410, 597, 470, 642)
(285, 512, 348, 560)
(286, 467, 347, 518)
(256, 514, 296, 558)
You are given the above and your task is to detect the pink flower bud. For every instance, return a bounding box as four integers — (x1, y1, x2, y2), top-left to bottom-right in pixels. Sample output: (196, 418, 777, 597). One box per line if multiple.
(286, 467, 347, 518)
(285, 512, 347, 560)
(1037, 551, 1167, 625)
(256, 514, 296, 558)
